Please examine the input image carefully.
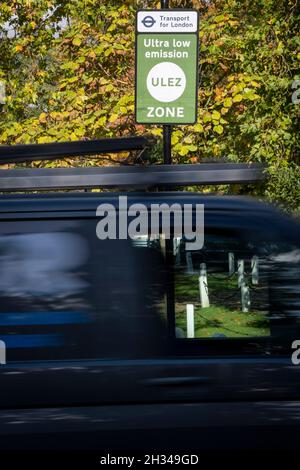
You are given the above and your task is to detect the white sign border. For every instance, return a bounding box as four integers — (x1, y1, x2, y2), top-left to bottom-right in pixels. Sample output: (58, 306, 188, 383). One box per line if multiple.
(137, 9, 199, 34)
(135, 9, 200, 125)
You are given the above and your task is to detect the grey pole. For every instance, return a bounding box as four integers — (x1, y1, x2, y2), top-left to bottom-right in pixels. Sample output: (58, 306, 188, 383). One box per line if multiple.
(160, 0, 175, 339)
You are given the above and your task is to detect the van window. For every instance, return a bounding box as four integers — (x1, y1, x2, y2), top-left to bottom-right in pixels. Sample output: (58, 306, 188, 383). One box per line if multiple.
(0, 219, 167, 361)
(174, 229, 300, 345)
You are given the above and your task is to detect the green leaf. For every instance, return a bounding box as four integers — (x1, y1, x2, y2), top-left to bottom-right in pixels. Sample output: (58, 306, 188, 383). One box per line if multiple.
(194, 124, 204, 133)
(179, 148, 189, 156)
(212, 111, 221, 120)
(214, 125, 224, 135)
(233, 94, 243, 103)
(110, 114, 118, 123)
(223, 97, 233, 108)
(72, 37, 82, 46)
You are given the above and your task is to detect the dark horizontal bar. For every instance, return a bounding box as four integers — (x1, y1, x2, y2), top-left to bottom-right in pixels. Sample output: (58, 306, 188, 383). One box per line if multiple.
(0, 137, 149, 164)
(0, 163, 267, 191)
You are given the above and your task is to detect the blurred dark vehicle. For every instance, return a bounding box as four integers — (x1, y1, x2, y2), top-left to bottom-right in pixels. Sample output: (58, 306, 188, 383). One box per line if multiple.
(0, 192, 300, 452)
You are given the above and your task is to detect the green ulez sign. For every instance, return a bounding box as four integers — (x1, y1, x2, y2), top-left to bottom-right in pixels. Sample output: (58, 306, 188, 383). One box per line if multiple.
(135, 10, 199, 125)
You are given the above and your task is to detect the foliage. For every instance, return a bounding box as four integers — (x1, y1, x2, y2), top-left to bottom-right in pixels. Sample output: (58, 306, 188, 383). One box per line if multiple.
(265, 163, 300, 212)
(0, 0, 137, 164)
(0, 0, 299, 207)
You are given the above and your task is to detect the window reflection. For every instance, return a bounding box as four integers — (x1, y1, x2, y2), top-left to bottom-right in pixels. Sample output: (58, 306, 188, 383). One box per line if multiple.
(174, 233, 271, 339)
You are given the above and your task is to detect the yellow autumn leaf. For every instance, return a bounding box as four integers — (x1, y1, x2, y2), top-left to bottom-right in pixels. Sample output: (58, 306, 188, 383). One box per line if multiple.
(110, 114, 119, 123)
(233, 94, 243, 103)
(171, 135, 179, 145)
(39, 112, 47, 123)
(213, 125, 224, 135)
(38, 136, 52, 143)
(224, 97, 233, 108)
(72, 37, 82, 46)
(194, 124, 204, 133)
(178, 146, 189, 156)
(212, 111, 221, 120)
(203, 114, 211, 123)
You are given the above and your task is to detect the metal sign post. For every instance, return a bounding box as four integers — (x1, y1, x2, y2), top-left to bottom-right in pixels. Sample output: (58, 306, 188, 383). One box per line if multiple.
(161, 0, 171, 165)
(135, 2, 199, 338)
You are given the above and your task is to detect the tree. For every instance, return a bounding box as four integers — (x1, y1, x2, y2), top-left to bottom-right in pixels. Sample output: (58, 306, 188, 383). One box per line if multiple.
(0, 0, 299, 208)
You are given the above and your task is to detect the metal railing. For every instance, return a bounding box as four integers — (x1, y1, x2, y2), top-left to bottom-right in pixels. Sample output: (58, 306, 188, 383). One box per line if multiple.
(0, 138, 267, 191)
